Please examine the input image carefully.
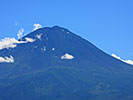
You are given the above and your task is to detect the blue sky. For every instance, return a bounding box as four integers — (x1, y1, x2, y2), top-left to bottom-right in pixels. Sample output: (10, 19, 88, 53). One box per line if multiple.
(0, 0, 133, 60)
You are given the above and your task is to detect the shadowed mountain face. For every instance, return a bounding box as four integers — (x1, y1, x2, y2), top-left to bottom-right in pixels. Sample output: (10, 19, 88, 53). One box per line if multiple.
(0, 26, 133, 100)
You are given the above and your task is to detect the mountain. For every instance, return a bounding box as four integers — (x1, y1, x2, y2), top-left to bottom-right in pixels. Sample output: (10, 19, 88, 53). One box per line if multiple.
(0, 26, 133, 100)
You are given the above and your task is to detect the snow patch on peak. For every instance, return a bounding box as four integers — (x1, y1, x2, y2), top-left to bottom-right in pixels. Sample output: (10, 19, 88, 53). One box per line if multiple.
(41, 46, 46, 52)
(61, 29, 65, 31)
(66, 32, 70, 34)
(33, 46, 38, 48)
(36, 33, 43, 40)
(46, 37, 48, 40)
(52, 48, 55, 51)
(0, 55, 14, 63)
(61, 53, 74, 60)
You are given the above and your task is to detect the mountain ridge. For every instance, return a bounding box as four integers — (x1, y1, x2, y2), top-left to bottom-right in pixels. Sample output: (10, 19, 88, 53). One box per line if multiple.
(0, 26, 133, 100)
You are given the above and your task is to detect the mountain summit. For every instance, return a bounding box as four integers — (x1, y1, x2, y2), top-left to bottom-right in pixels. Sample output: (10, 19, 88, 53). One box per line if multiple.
(0, 26, 133, 100)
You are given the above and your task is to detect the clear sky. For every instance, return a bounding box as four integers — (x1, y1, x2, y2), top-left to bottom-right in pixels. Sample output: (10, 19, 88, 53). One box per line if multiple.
(0, 0, 133, 61)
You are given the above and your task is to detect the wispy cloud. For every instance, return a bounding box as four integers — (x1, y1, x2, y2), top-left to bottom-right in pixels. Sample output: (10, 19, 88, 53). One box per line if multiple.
(33, 23, 42, 31)
(61, 53, 74, 60)
(0, 55, 14, 63)
(17, 28, 24, 39)
(112, 54, 133, 65)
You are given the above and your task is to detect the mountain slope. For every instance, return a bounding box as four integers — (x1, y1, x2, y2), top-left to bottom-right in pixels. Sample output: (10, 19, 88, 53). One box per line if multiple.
(0, 26, 133, 100)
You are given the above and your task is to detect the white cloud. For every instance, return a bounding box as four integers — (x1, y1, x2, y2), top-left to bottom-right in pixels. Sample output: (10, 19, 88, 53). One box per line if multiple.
(33, 23, 42, 31)
(17, 28, 24, 39)
(25, 37, 36, 42)
(0, 37, 35, 50)
(36, 33, 43, 40)
(0, 55, 14, 63)
(124, 60, 133, 65)
(61, 53, 74, 60)
(112, 54, 133, 65)
(0, 38, 23, 50)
